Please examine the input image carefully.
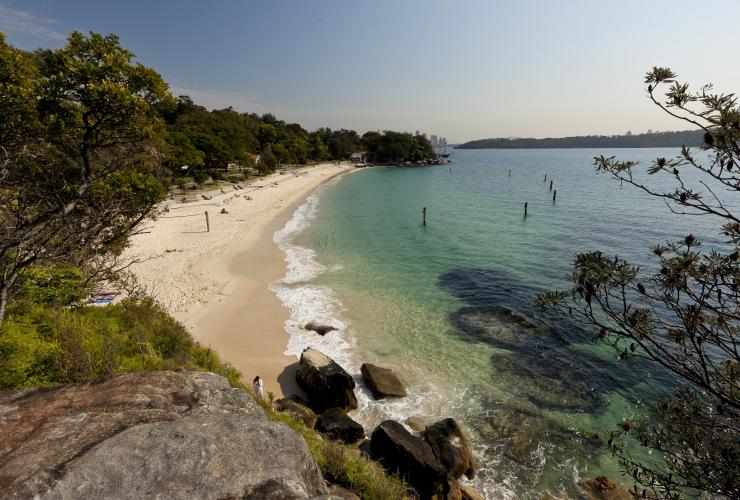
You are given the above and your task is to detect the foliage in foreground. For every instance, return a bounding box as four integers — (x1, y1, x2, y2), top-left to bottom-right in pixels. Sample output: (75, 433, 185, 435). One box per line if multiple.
(0, 297, 242, 390)
(0, 294, 410, 499)
(540, 67, 739, 498)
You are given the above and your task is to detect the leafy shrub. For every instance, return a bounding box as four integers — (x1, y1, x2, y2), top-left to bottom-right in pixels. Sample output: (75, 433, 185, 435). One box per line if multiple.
(15, 265, 88, 307)
(0, 298, 243, 389)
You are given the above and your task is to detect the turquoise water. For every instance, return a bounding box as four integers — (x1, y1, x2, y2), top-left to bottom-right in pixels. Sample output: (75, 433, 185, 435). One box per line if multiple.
(280, 148, 729, 498)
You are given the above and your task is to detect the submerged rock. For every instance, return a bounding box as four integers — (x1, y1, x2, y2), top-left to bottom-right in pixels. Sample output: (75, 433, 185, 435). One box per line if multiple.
(0, 370, 327, 499)
(315, 408, 365, 444)
(304, 321, 337, 336)
(295, 348, 358, 413)
(425, 418, 476, 480)
(491, 348, 604, 412)
(370, 420, 450, 499)
(275, 397, 319, 428)
(360, 363, 407, 399)
(579, 476, 632, 500)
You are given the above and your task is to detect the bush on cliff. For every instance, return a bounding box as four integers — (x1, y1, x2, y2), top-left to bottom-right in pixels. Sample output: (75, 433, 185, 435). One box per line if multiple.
(0, 297, 242, 390)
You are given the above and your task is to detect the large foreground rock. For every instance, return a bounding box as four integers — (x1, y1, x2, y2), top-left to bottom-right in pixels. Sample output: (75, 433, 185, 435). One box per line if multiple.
(0, 370, 327, 499)
(296, 348, 358, 412)
(426, 418, 476, 480)
(360, 363, 407, 399)
(370, 420, 450, 499)
(315, 408, 365, 444)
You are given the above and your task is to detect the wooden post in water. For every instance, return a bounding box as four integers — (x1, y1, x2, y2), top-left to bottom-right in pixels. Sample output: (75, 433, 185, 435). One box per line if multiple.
(205, 210, 210, 232)
(524, 202, 528, 217)
(552, 190, 557, 202)
(549, 180, 553, 191)
(422, 207, 427, 226)
(544, 174, 547, 183)
(508, 169, 511, 177)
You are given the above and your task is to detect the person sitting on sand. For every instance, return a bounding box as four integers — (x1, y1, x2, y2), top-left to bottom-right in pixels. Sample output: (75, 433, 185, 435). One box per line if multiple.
(253, 376, 264, 399)
(220, 207, 228, 214)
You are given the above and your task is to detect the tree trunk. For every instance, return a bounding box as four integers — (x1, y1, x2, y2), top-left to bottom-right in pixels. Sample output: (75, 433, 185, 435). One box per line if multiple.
(0, 282, 9, 327)
(0, 271, 19, 327)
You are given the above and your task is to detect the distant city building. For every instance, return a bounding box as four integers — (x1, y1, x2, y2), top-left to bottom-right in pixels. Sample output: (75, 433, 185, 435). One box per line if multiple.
(430, 134, 438, 146)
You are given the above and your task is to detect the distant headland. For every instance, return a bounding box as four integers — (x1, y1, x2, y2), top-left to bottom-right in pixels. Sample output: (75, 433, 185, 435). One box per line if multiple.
(456, 129, 703, 149)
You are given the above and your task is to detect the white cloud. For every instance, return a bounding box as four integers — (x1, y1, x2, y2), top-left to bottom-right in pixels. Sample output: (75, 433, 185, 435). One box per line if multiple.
(0, 3, 65, 41)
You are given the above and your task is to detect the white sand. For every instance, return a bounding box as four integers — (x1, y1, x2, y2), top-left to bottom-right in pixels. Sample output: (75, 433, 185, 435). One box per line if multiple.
(125, 163, 354, 396)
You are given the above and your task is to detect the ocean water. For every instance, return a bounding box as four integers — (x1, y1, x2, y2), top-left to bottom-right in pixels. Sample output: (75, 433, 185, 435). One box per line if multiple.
(271, 148, 731, 498)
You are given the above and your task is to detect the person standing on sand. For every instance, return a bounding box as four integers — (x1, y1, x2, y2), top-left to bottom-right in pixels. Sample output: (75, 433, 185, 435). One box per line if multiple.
(253, 376, 264, 399)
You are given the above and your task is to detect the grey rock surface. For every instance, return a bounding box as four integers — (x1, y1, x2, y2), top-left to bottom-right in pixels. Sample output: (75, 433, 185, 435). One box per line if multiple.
(0, 370, 327, 499)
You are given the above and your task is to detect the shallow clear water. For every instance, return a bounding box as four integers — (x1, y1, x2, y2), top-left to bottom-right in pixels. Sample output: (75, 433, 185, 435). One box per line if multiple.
(272, 148, 731, 498)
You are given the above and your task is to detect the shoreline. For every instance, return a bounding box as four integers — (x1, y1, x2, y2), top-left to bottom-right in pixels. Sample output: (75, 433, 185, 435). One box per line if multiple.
(125, 163, 354, 398)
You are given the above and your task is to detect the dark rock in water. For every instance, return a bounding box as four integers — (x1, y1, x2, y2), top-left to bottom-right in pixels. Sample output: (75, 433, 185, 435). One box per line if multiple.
(491, 348, 604, 412)
(296, 348, 358, 413)
(579, 476, 631, 499)
(315, 408, 365, 444)
(360, 363, 407, 399)
(450, 306, 562, 350)
(370, 420, 450, 499)
(425, 418, 476, 480)
(0, 370, 327, 499)
(275, 397, 318, 428)
(304, 321, 337, 335)
(481, 405, 600, 470)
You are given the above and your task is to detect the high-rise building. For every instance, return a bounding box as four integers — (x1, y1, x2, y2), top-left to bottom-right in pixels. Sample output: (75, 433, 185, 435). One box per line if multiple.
(430, 134, 438, 146)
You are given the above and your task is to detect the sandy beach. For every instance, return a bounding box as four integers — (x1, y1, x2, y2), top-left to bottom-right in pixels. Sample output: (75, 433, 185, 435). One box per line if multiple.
(125, 163, 354, 397)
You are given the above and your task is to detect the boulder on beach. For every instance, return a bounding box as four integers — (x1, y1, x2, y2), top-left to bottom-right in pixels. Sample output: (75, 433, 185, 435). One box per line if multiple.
(315, 408, 365, 444)
(425, 418, 476, 480)
(304, 321, 337, 336)
(295, 348, 358, 413)
(0, 371, 327, 499)
(274, 397, 319, 428)
(369, 420, 450, 499)
(360, 363, 407, 399)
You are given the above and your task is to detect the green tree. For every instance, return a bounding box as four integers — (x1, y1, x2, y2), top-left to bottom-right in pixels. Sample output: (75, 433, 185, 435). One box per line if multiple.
(0, 32, 171, 324)
(258, 146, 278, 174)
(539, 68, 739, 498)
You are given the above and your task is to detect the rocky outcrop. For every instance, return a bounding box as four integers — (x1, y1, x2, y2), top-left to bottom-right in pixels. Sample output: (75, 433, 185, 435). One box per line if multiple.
(295, 348, 358, 413)
(461, 485, 485, 500)
(579, 476, 631, 500)
(0, 370, 328, 499)
(360, 363, 407, 399)
(275, 397, 319, 428)
(304, 321, 337, 336)
(425, 418, 476, 480)
(315, 408, 365, 444)
(370, 420, 450, 499)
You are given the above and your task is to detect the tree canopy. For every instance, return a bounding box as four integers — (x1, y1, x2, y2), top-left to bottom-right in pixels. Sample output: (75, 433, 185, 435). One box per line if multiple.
(0, 32, 171, 324)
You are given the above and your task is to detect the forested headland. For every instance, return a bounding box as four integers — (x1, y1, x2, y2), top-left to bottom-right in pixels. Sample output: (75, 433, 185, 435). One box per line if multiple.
(456, 129, 704, 149)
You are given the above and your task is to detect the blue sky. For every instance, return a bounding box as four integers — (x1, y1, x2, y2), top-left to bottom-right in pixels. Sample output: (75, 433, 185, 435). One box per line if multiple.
(2, 0, 739, 142)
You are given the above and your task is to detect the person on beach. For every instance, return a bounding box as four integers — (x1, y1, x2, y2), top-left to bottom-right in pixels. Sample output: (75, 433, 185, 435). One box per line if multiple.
(253, 376, 264, 399)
